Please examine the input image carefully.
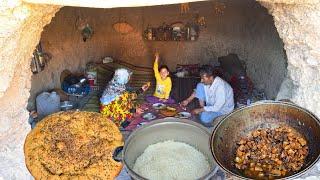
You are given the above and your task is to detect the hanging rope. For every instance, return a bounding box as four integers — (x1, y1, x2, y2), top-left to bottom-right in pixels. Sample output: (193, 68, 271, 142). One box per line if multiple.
(213, 1, 226, 16)
(180, 3, 190, 14)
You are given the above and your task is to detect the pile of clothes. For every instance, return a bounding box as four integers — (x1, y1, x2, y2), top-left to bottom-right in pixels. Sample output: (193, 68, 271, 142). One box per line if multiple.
(218, 54, 258, 107)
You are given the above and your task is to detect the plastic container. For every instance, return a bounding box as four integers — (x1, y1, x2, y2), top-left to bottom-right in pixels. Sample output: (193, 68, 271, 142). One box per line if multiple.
(36, 91, 60, 118)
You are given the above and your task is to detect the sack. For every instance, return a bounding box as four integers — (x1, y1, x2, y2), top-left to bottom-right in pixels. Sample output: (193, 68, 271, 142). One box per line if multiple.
(176, 64, 199, 76)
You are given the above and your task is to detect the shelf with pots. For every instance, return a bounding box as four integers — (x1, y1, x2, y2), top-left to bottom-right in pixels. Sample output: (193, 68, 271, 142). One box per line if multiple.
(143, 22, 199, 41)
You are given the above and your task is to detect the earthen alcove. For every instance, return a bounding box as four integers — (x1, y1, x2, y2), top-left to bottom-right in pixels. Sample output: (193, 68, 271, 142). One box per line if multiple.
(0, 0, 320, 178)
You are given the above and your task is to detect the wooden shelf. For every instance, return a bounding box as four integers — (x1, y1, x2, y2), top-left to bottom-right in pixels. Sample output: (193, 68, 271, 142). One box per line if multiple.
(143, 22, 199, 42)
(144, 39, 198, 42)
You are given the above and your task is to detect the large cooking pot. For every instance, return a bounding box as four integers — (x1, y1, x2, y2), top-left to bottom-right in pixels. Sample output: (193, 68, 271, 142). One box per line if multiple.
(117, 118, 218, 179)
(210, 101, 320, 179)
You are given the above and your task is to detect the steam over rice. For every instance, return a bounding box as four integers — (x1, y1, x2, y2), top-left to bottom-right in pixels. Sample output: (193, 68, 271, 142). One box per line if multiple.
(133, 140, 210, 180)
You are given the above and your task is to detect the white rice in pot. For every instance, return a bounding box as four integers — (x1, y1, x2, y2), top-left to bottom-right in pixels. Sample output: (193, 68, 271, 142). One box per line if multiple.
(133, 140, 210, 180)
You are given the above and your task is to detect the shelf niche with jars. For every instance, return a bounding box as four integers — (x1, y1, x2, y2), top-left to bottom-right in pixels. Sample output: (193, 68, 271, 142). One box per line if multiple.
(143, 22, 199, 41)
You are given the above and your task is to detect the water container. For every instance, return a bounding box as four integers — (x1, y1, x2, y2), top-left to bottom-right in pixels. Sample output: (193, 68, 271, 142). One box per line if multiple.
(36, 91, 60, 118)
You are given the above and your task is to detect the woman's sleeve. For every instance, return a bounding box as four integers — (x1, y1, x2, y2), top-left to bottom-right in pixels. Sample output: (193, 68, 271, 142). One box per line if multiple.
(135, 88, 144, 95)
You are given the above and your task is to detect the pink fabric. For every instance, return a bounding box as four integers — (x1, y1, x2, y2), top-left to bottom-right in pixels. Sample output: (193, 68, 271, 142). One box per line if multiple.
(125, 117, 145, 130)
(145, 95, 175, 104)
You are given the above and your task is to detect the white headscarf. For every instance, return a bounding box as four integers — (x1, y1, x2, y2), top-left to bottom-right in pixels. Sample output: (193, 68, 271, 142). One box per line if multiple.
(100, 68, 132, 105)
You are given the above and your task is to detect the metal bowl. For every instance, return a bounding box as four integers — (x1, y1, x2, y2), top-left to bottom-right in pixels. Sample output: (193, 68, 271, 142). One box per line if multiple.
(210, 101, 320, 179)
(60, 101, 74, 111)
(142, 112, 156, 121)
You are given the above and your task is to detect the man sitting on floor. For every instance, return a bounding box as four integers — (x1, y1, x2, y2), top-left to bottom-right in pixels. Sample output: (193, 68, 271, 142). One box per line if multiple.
(181, 65, 234, 126)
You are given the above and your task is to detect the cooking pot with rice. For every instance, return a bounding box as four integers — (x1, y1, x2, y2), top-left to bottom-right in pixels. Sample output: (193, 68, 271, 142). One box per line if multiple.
(114, 118, 219, 179)
(210, 101, 320, 179)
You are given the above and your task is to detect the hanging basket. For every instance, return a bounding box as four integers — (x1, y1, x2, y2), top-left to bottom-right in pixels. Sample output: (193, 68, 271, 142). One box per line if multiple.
(113, 22, 133, 34)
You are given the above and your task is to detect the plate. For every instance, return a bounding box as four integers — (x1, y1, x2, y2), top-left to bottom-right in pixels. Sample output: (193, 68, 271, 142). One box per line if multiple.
(152, 103, 166, 110)
(137, 122, 148, 127)
(159, 109, 177, 117)
(166, 106, 176, 111)
(176, 112, 191, 119)
(142, 112, 156, 121)
(171, 22, 184, 29)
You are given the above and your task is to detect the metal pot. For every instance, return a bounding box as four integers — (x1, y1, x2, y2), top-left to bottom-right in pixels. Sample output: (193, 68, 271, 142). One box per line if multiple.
(210, 101, 320, 179)
(115, 118, 218, 180)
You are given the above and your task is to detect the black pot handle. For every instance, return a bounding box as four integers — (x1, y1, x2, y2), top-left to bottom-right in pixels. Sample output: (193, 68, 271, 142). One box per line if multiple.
(112, 146, 123, 162)
(206, 166, 219, 180)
